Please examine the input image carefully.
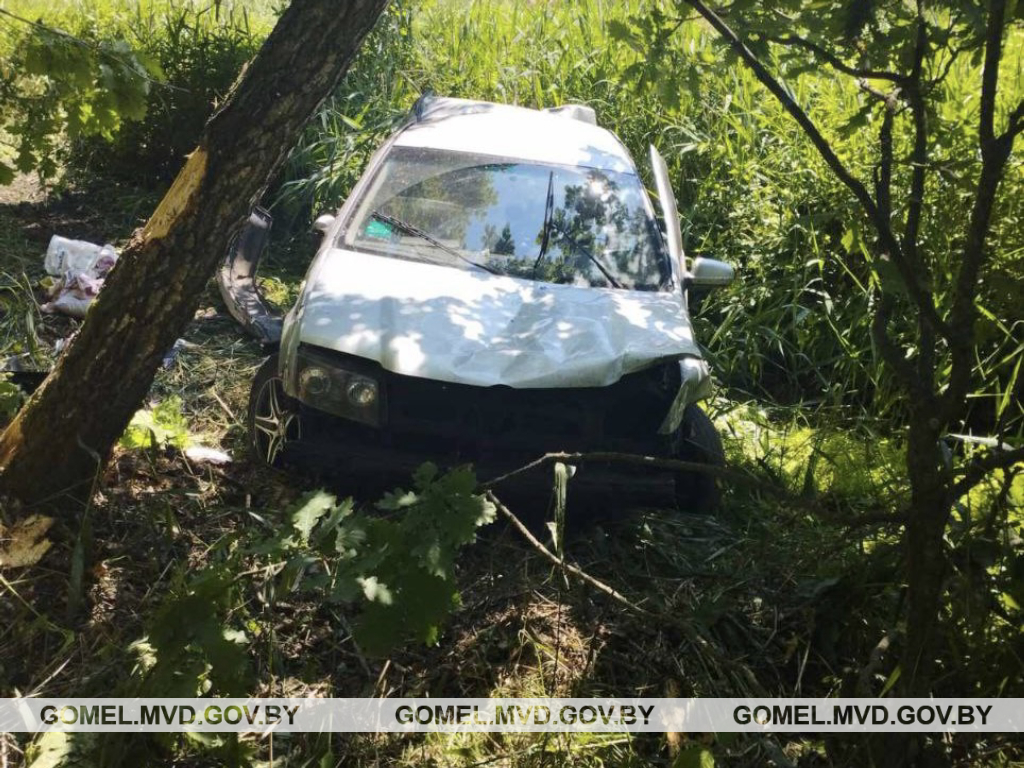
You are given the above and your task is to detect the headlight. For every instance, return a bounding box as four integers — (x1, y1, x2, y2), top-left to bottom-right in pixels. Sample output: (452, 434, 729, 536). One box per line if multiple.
(346, 378, 378, 408)
(295, 350, 382, 427)
(299, 366, 331, 397)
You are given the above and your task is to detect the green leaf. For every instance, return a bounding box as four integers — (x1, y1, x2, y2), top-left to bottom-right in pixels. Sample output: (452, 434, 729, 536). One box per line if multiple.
(134, 50, 165, 80)
(879, 665, 902, 696)
(359, 575, 394, 604)
(26, 731, 99, 768)
(377, 488, 419, 511)
(837, 102, 874, 138)
(354, 572, 459, 654)
(291, 490, 337, 545)
(607, 19, 634, 43)
(120, 397, 191, 449)
(0, 373, 24, 418)
(311, 497, 354, 549)
(872, 255, 909, 296)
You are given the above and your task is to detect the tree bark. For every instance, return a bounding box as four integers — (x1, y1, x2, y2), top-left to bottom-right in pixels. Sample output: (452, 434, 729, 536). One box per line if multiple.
(0, 0, 390, 511)
(900, 412, 951, 697)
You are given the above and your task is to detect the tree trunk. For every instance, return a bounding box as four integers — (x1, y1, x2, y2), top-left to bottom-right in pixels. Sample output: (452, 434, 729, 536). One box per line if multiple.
(0, 0, 390, 511)
(900, 411, 953, 697)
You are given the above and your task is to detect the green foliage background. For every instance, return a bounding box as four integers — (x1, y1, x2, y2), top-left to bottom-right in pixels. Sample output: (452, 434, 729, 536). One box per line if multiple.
(275, 0, 1024, 427)
(3, 0, 1020, 424)
(0, 1, 1021, 764)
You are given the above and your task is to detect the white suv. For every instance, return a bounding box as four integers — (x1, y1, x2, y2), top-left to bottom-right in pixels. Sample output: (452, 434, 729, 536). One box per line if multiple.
(227, 97, 734, 510)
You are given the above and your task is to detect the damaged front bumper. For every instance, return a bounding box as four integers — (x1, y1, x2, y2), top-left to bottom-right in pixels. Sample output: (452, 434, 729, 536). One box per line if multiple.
(658, 357, 713, 435)
(285, 345, 701, 479)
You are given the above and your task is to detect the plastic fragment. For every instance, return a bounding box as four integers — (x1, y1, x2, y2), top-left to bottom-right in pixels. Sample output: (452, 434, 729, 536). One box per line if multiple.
(184, 446, 233, 465)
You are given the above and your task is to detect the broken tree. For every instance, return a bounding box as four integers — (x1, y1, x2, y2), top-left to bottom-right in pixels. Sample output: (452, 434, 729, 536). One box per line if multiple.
(0, 0, 391, 510)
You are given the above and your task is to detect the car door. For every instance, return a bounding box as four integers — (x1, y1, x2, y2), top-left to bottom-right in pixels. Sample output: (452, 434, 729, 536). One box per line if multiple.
(648, 145, 687, 289)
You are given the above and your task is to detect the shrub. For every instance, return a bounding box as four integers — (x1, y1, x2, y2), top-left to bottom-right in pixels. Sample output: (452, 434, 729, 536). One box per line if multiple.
(64, 2, 266, 184)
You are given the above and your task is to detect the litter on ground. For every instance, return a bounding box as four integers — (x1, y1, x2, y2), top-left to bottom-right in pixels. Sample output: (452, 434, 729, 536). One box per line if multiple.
(40, 235, 118, 318)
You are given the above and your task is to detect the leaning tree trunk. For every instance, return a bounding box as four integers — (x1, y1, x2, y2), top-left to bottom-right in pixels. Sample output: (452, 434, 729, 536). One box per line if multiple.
(0, 0, 390, 510)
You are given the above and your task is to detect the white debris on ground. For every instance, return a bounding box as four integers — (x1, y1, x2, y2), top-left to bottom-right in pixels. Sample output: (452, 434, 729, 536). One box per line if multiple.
(183, 446, 233, 465)
(40, 235, 118, 318)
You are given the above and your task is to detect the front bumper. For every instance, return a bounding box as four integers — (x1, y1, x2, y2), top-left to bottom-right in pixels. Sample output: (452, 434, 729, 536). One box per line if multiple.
(285, 410, 676, 499)
(286, 346, 690, 482)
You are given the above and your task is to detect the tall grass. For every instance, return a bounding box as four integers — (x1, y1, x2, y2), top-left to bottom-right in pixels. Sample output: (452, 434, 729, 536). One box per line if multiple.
(277, 0, 1022, 426)
(2, 0, 1019, 425)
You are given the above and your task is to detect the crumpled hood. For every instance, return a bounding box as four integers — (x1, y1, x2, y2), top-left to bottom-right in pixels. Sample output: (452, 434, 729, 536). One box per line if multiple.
(298, 248, 702, 388)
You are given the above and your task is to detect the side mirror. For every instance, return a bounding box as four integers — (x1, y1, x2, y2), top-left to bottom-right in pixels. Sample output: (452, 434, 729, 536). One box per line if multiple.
(689, 257, 734, 289)
(313, 213, 336, 233)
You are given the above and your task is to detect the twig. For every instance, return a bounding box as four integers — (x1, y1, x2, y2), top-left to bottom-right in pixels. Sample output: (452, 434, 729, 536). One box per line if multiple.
(336, 612, 373, 679)
(983, 467, 1017, 540)
(944, 0, 1019, 422)
(952, 445, 1024, 499)
(29, 654, 73, 697)
(374, 659, 391, 697)
(0, 7, 181, 92)
(681, 0, 950, 341)
(481, 450, 781, 495)
(485, 491, 646, 615)
(1006, 99, 1024, 140)
(208, 388, 238, 424)
(765, 33, 905, 83)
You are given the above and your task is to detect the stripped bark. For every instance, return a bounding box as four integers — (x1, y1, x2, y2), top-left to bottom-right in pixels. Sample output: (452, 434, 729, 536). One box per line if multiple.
(0, 0, 390, 510)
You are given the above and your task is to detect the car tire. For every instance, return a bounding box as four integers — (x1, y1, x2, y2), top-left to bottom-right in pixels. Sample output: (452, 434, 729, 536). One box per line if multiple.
(248, 354, 302, 468)
(671, 404, 724, 514)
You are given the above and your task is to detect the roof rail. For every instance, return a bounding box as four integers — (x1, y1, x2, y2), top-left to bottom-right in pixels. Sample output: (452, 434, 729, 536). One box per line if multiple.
(409, 95, 496, 123)
(542, 104, 597, 125)
(408, 96, 599, 126)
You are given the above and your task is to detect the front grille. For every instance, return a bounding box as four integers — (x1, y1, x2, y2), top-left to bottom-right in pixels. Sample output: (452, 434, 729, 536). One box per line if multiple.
(385, 362, 676, 455)
(299, 345, 678, 458)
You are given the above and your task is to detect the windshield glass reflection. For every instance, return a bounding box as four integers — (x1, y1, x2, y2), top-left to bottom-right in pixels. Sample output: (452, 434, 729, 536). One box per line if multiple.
(344, 147, 670, 291)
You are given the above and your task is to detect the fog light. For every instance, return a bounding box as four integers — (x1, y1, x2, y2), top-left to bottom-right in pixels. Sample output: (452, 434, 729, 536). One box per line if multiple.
(346, 378, 378, 407)
(300, 366, 331, 397)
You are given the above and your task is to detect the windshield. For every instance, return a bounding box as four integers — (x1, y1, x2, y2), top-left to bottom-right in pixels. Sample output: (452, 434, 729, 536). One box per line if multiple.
(343, 146, 671, 291)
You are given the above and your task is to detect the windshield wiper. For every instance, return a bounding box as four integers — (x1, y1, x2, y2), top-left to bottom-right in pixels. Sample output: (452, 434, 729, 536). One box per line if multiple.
(530, 174, 623, 289)
(552, 220, 624, 289)
(531, 171, 555, 278)
(369, 211, 501, 276)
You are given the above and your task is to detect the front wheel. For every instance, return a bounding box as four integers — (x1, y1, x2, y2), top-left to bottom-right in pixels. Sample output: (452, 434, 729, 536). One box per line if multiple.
(247, 354, 302, 467)
(670, 405, 724, 514)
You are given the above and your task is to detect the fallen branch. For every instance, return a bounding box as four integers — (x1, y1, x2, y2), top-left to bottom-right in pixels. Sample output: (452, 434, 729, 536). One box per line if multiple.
(485, 490, 648, 615)
(482, 450, 775, 492)
(481, 450, 810, 513)
(487, 490, 771, 697)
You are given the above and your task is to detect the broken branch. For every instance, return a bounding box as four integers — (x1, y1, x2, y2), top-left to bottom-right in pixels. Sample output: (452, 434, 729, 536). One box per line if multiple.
(486, 490, 646, 614)
(480, 449, 782, 496)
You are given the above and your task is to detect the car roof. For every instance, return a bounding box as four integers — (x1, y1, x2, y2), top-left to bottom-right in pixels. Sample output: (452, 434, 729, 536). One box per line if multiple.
(392, 97, 636, 174)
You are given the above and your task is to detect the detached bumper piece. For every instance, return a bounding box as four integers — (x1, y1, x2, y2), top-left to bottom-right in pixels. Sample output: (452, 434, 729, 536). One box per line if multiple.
(218, 207, 283, 345)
